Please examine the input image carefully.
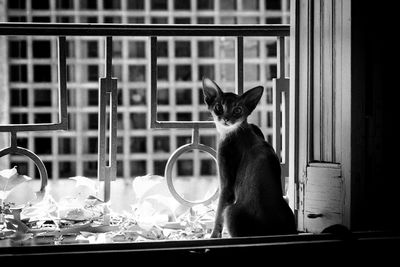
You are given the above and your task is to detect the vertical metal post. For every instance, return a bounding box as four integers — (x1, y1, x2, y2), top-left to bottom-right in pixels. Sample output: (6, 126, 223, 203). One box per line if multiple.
(236, 36, 244, 95)
(98, 36, 117, 202)
(274, 36, 290, 192)
(58, 36, 68, 129)
(149, 37, 158, 128)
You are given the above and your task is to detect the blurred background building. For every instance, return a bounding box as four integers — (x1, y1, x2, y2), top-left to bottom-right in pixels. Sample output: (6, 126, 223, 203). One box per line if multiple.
(0, 0, 289, 189)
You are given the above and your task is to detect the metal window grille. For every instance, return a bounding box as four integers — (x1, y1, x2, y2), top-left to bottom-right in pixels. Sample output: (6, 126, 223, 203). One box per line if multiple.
(0, 23, 289, 207)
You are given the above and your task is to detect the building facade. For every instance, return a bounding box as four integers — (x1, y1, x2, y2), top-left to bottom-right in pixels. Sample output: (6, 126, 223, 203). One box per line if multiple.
(0, 0, 289, 185)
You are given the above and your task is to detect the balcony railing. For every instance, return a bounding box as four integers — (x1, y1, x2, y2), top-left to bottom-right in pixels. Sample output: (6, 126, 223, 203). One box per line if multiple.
(0, 23, 290, 206)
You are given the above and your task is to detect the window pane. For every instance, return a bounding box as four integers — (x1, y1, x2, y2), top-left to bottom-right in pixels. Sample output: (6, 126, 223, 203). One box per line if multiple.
(35, 162, 52, 179)
(243, 0, 259, 10)
(198, 65, 215, 80)
(83, 161, 97, 177)
(265, 0, 281, 10)
(151, 17, 168, 24)
(128, 41, 145, 58)
(130, 137, 147, 153)
(175, 41, 191, 57)
(59, 161, 76, 178)
(9, 40, 27, 58)
(266, 17, 282, 24)
(175, 65, 191, 81)
(11, 89, 28, 106)
(8, 0, 26, 9)
(127, 0, 144, 9)
(177, 136, 191, 147)
(244, 40, 259, 58)
(87, 89, 98, 106)
(10, 113, 28, 124)
(104, 16, 122, 23)
(220, 64, 235, 81)
(128, 17, 145, 23)
(220, 0, 236, 10)
(157, 41, 168, 57)
(58, 137, 76, 154)
(266, 87, 273, 104)
(201, 159, 217, 175)
(56, 0, 74, 9)
(129, 89, 146, 105)
(34, 137, 52, 154)
(32, 0, 49, 9)
(157, 89, 169, 105)
(153, 136, 170, 152)
(80, 0, 97, 9)
(266, 41, 277, 57)
(85, 41, 98, 58)
(197, 0, 214, 10)
(177, 159, 193, 176)
(103, 0, 121, 9)
(130, 113, 146, 129)
(200, 135, 216, 148)
(113, 41, 123, 58)
(130, 160, 146, 177)
(157, 65, 169, 81)
(176, 89, 192, 105)
(197, 17, 214, 24)
(157, 112, 169, 121)
(154, 160, 167, 176)
(88, 113, 98, 130)
(174, 17, 191, 24)
(244, 64, 260, 81)
(198, 41, 214, 57)
(32, 16, 50, 22)
(177, 112, 192, 121)
(33, 65, 52, 82)
(151, 0, 167, 10)
(129, 66, 146, 81)
(10, 65, 27, 82)
(34, 113, 52, 123)
(174, 0, 190, 10)
(34, 89, 52, 107)
(87, 65, 99, 82)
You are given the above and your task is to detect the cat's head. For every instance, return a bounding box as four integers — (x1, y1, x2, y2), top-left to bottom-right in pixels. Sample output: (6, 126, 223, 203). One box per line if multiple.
(202, 77, 263, 135)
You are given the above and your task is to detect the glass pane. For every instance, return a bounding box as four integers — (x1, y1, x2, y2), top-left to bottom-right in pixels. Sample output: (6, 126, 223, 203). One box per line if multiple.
(175, 65, 192, 81)
(34, 89, 52, 107)
(198, 41, 214, 57)
(153, 136, 170, 152)
(33, 65, 52, 82)
(127, 0, 144, 9)
(128, 41, 145, 58)
(130, 137, 147, 153)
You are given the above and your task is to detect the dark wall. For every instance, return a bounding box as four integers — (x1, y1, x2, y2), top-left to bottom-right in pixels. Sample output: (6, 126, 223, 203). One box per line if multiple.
(351, 0, 398, 231)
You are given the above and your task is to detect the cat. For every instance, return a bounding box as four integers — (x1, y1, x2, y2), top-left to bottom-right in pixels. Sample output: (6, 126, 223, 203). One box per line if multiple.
(202, 77, 297, 237)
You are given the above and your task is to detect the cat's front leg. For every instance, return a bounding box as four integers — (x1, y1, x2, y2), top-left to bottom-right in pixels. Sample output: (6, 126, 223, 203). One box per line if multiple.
(211, 187, 234, 238)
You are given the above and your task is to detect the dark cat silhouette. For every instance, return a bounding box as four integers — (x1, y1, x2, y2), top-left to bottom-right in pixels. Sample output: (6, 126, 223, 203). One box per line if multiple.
(202, 77, 297, 237)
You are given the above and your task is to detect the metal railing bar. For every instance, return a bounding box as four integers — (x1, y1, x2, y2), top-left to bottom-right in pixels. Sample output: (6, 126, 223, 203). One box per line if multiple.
(278, 36, 286, 78)
(0, 23, 290, 37)
(149, 37, 158, 129)
(236, 36, 244, 95)
(152, 121, 215, 129)
(57, 36, 68, 129)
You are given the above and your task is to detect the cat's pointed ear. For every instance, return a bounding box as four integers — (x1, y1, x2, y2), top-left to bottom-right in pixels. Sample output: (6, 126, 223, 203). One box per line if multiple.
(202, 77, 222, 106)
(241, 86, 264, 113)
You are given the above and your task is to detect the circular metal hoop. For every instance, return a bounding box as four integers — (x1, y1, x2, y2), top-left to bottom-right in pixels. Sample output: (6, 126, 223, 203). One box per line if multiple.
(165, 143, 219, 207)
(0, 146, 48, 193)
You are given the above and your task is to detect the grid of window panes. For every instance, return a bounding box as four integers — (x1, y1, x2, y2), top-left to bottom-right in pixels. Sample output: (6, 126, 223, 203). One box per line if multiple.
(6, 0, 289, 181)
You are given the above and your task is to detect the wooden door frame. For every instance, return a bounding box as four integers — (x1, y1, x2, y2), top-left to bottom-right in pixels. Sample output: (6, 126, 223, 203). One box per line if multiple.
(289, 0, 351, 231)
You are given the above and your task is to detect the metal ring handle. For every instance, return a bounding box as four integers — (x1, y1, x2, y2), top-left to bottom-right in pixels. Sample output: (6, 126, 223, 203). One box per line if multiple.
(0, 146, 48, 193)
(165, 143, 219, 207)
